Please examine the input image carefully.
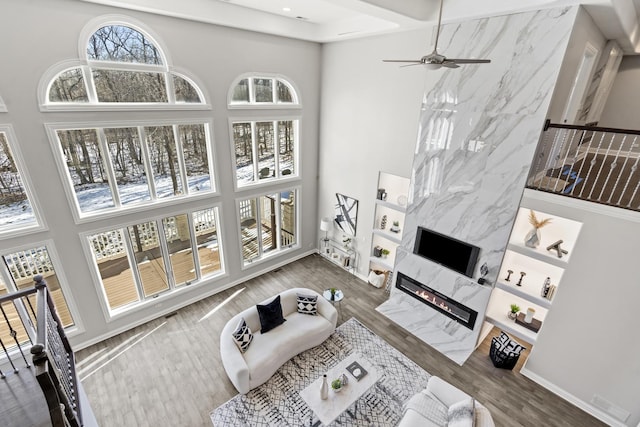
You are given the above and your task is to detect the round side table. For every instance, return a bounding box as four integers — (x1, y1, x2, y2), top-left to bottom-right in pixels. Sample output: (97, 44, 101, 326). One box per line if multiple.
(323, 289, 344, 322)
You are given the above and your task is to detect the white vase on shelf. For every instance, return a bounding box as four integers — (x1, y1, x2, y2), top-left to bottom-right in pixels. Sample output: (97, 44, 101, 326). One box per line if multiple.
(524, 227, 541, 248)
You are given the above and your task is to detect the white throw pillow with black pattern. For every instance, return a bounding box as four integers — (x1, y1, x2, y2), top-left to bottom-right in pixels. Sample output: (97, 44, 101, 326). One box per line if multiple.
(231, 317, 253, 353)
(296, 293, 318, 315)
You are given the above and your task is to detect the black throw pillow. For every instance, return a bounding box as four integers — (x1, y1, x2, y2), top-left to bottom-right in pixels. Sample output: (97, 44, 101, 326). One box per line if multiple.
(256, 295, 286, 333)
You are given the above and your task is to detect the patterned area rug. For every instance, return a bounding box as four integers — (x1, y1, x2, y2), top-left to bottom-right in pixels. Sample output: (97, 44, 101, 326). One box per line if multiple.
(211, 317, 431, 426)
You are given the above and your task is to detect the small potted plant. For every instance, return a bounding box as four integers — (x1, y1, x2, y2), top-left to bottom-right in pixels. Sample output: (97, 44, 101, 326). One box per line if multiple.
(330, 287, 337, 300)
(342, 236, 352, 249)
(390, 221, 401, 233)
(381, 248, 390, 259)
(508, 304, 520, 320)
(331, 378, 343, 393)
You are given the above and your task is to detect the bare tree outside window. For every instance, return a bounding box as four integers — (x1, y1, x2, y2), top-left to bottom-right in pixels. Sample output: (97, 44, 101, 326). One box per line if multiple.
(233, 122, 254, 185)
(49, 68, 88, 102)
(173, 75, 201, 103)
(179, 124, 210, 192)
(57, 129, 115, 212)
(144, 126, 183, 198)
(276, 80, 293, 103)
(104, 127, 151, 204)
(88, 25, 163, 65)
(254, 78, 273, 103)
(93, 70, 167, 103)
(0, 132, 36, 228)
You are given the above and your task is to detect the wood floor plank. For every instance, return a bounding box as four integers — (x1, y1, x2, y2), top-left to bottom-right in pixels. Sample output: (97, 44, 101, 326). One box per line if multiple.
(76, 254, 606, 427)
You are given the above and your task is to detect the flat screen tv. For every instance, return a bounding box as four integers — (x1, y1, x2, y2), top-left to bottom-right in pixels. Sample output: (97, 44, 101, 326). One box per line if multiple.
(413, 226, 480, 278)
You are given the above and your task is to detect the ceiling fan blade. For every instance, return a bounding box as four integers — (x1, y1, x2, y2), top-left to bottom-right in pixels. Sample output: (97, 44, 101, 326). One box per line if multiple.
(382, 59, 423, 63)
(447, 59, 491, 64)
(400, 63, 425, 68)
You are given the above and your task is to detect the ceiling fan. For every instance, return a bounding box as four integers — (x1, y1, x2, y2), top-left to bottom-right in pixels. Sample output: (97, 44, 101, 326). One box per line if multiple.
(383, 0, 491, 69)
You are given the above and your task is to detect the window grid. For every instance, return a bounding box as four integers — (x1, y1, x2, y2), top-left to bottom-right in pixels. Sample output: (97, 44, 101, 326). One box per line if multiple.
(231, 119, 297, 188)
(87, 206, 223, 314)
(49, 121, 215, 219)
(239, 190, 297, 266)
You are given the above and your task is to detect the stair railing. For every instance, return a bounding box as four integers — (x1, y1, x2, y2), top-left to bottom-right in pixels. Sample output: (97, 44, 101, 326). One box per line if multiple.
(527, 121, 640, 211)
(30, 275, 83, 427)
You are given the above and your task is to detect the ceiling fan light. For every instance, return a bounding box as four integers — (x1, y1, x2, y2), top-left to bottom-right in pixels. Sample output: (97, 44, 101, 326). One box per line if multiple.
(424, 63, 442, 70)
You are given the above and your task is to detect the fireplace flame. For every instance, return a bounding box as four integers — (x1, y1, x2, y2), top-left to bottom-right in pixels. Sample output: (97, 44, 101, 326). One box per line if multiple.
(416, 289, 452, 313)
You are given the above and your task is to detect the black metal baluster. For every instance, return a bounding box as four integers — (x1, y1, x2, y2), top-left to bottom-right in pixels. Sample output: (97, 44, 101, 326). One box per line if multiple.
(0, 336, 18, 374)
(0, 303, 30, 367)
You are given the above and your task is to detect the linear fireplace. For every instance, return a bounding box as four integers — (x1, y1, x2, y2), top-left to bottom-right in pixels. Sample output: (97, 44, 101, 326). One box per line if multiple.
(396, 272, 478, 330)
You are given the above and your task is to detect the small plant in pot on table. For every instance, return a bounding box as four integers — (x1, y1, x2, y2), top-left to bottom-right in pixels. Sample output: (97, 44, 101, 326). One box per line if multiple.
(508, 304, 520, 320)
(331, 378, 343, 393)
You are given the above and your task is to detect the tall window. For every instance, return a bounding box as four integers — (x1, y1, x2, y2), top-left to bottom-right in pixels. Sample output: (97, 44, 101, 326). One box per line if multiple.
(48, 122, 214, 217)
(85, 206, 223, 313)
(0, 126, 42, 235)
(239, 190, 297, 266)
(229, 74, 300, 189)
(37, 17, 222, 318)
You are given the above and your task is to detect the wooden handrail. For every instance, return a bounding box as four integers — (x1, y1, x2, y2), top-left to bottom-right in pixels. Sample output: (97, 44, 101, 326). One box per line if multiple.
(545, 121, 640, 136)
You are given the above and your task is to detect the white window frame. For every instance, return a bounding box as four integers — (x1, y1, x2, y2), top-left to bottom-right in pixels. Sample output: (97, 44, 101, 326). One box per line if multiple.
(228, 116, 301, 191)
(45, 119, 219, 224)
(0, 239, 84, 337)
(80, 203, 227, 320)
(0, 125, 47, 238)
(228, 72, 302, 110)
(237, 187, 300, 270)
(37, 15, 211, 112)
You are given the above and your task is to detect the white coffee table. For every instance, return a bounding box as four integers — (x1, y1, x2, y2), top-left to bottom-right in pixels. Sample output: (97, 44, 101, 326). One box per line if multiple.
(299, 353, 380, 426)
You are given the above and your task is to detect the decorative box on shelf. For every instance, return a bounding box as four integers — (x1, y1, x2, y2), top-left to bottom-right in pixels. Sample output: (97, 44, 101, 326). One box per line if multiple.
(515, 312, 542, 332)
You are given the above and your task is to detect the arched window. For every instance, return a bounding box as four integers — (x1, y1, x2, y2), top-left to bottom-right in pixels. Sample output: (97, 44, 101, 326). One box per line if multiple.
(228, 74, 300, 189)
(229, 76, 299, 106)
(41, 18, 207, 109)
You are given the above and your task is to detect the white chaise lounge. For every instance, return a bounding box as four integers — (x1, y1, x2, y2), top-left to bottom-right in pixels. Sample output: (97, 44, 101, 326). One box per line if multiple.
(220, 287, 338, 394)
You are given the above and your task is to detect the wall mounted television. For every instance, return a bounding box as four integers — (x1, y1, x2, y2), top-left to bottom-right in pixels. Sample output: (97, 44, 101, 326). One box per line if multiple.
(413, 226, 480, 278)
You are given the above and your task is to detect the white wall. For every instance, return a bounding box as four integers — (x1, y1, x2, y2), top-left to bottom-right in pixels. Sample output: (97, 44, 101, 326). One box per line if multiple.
(0, 0, 321, 348)
(522, 190, 640, 427)
(546, 7, 606, 123)
(598, 55, 640, 128)
(318, 28, 430, 278)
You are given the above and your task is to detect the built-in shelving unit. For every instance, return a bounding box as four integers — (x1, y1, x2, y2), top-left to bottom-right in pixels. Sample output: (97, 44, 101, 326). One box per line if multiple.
(485, 206, 582, 344)
(369, 172, 410, 288)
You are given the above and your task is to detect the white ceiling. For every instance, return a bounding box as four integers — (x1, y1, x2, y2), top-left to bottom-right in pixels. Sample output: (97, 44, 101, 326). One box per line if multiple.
(79, 0, 640, 51)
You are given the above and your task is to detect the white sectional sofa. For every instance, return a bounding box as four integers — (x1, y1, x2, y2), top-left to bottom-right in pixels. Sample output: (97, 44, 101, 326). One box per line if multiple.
(398, 376, 495, 427)
(220, 287, 338, 394)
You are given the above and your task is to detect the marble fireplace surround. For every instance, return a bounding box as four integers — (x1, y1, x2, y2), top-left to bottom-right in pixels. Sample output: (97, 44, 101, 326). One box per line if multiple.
(377, 6, 579, 365)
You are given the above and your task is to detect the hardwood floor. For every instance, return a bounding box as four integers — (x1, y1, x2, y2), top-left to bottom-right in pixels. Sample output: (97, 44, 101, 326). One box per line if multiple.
(76, 254, 606, 427)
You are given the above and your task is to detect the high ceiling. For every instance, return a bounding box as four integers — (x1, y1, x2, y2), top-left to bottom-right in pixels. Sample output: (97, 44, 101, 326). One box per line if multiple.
(79, 0, 640, 51)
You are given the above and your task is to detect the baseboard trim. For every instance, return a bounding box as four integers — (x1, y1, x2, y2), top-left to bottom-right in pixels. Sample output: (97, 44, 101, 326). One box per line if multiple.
(520, 367, 627, 427)
(73, 249, 317, 351)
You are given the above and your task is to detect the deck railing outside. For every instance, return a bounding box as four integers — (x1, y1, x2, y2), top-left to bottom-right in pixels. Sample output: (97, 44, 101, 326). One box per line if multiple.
(527, 121, 640, 210)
